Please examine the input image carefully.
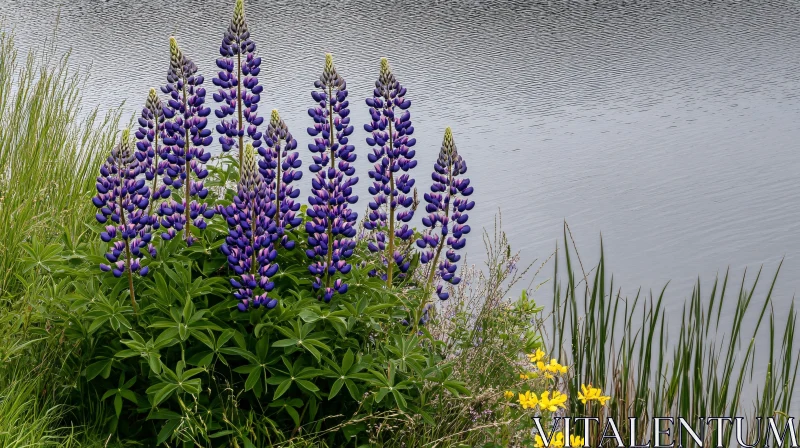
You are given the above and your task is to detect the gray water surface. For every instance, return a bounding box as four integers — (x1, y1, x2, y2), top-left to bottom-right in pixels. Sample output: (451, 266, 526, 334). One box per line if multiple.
(3, 1, 799, 319)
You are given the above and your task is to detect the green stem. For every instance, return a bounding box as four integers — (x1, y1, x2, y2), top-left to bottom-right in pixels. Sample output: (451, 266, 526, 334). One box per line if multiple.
(386, 119, 395, 287)
(146, 130, 159, 217)
(117, 162, 138, 313)
(417, 164, 453, 328)
(237, 51, 244, 169)
(325, 85, 335, 290)
(275, 138, 282, 242)
(182, 83, 191, 245)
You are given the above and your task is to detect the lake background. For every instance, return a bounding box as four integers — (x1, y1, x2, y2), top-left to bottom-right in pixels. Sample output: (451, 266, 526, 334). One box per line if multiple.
(2, 0, 799, 406)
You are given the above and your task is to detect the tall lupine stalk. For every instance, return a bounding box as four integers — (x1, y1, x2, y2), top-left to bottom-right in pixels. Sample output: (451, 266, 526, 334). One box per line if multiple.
(92, 130, 156, 312)
(417, 128, 474, 300)
(259, 109, 302, 251)
(364, 58, 417, 286)
(305, 54, 359, 303)
(135, 88, 172, 217)
(160, 37, 214, 246)
(213, 0, 263, 168)
(220, 143, 278, 311)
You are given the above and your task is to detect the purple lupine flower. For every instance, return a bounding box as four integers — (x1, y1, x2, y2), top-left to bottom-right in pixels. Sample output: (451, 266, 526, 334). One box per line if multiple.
(160, 37, 214, 246)
(416, 128, 474, 300)
(364, 58, 417, 285)
(92, 130, 156, 310)
(258, 109, 302, 250)
(219, 143, 279, 311)
(134, 88, 173, 218)
(305, 54, 359, 303)
(213, 0, 263, 167)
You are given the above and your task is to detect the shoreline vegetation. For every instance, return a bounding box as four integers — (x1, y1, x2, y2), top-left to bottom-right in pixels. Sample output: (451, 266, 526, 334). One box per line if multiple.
(1, 5, 798, 446)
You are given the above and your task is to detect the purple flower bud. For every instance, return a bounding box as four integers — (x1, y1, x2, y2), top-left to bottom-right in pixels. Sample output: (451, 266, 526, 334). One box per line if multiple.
(305, 54, 358, 302)
(220, 144, 279, 311)
(364, 58, 417, 285)
(417, 128, 472, 300)
(212, 0, 262, 166)
(160, 37, 214, 245)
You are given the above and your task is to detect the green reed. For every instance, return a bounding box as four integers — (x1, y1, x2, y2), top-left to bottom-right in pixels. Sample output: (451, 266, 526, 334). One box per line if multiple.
(552, 223, 799, 446)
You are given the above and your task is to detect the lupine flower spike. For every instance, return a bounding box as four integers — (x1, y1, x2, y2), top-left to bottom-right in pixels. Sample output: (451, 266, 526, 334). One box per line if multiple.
(258, 109, 302, 251)
(306, 53, 359, 302)
(364, 57, 417, 286)
(135, 88, 172, 217)
(160, 37, 214, 246)
(93, 130, 156, 311)
(417, 127, 474, 300)
(220, 143, 279, 311)
(213, 0, 263, 168)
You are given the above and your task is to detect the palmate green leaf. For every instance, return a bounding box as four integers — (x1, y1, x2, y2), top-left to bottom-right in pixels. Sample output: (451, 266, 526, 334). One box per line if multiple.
(328, 378, 345, 400)
(187, 350, 214, 367)
(392, 389, 408, 409)
(443, 380, 470, 397)
(296, 379, 319, 394)
(114, 394, 122, 418)
(179, 378, 202, 395)
(219, 347, 258, 364)
(245, 368, 262, 392)
(148, 383, 178, 407)
(284, 405, 300, 427)
(156, 418, 181, 445)
(375, 387, 390, 403)
(273, 379, 292, 400)
(345, 379, 361, 401)
(272, 338, 298, 348)
(85, 358, 113, 380)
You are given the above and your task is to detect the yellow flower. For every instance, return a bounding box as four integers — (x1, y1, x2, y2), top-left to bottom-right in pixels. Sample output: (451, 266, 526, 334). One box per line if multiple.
(534, 432, 565, 448)
(577, 384, 611, 406)
(569, 434, 585, 447)
(504, 390, 514, 400)
(538, 390, 568, 412)
(527, 349, 546, 364)
(534, 358, 568, 375)
(518, 391, 539, 410)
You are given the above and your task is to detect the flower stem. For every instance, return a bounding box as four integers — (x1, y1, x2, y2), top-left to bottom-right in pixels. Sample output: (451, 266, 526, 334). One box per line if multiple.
(182, 83, 191, 244)
(275, 138, 282, 242)
(147, 130, 159, 217)
(386, 119, 395, 287)
(325, 85, 335, 289)
(237, 51, 244, 169)
(116, 164, 138, 313)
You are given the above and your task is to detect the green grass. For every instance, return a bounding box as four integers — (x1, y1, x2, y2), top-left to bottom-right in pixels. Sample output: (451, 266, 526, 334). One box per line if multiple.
(0, 28, 119, 447)
(552, 223, 799, 446)
(0, 28, 120, 298)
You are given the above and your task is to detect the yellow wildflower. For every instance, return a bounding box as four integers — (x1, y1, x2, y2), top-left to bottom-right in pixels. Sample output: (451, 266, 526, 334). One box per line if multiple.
(534, 358, 568, 375)
(569, 434, 585, 447)
(518, 391, 539, 410)
(577, 384, 611, 406)
(534, 432, 565, 448)
(503, 390, 514, 400)
(527, 349, 546, 364)
(538, 390, 568, 412)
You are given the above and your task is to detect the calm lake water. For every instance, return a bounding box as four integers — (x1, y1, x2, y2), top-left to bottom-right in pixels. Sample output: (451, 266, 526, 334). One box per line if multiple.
(3, 0, 800, 397)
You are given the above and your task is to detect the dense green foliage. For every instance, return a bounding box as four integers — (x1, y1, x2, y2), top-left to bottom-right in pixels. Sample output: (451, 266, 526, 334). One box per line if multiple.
(16, 153, 474, 446)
